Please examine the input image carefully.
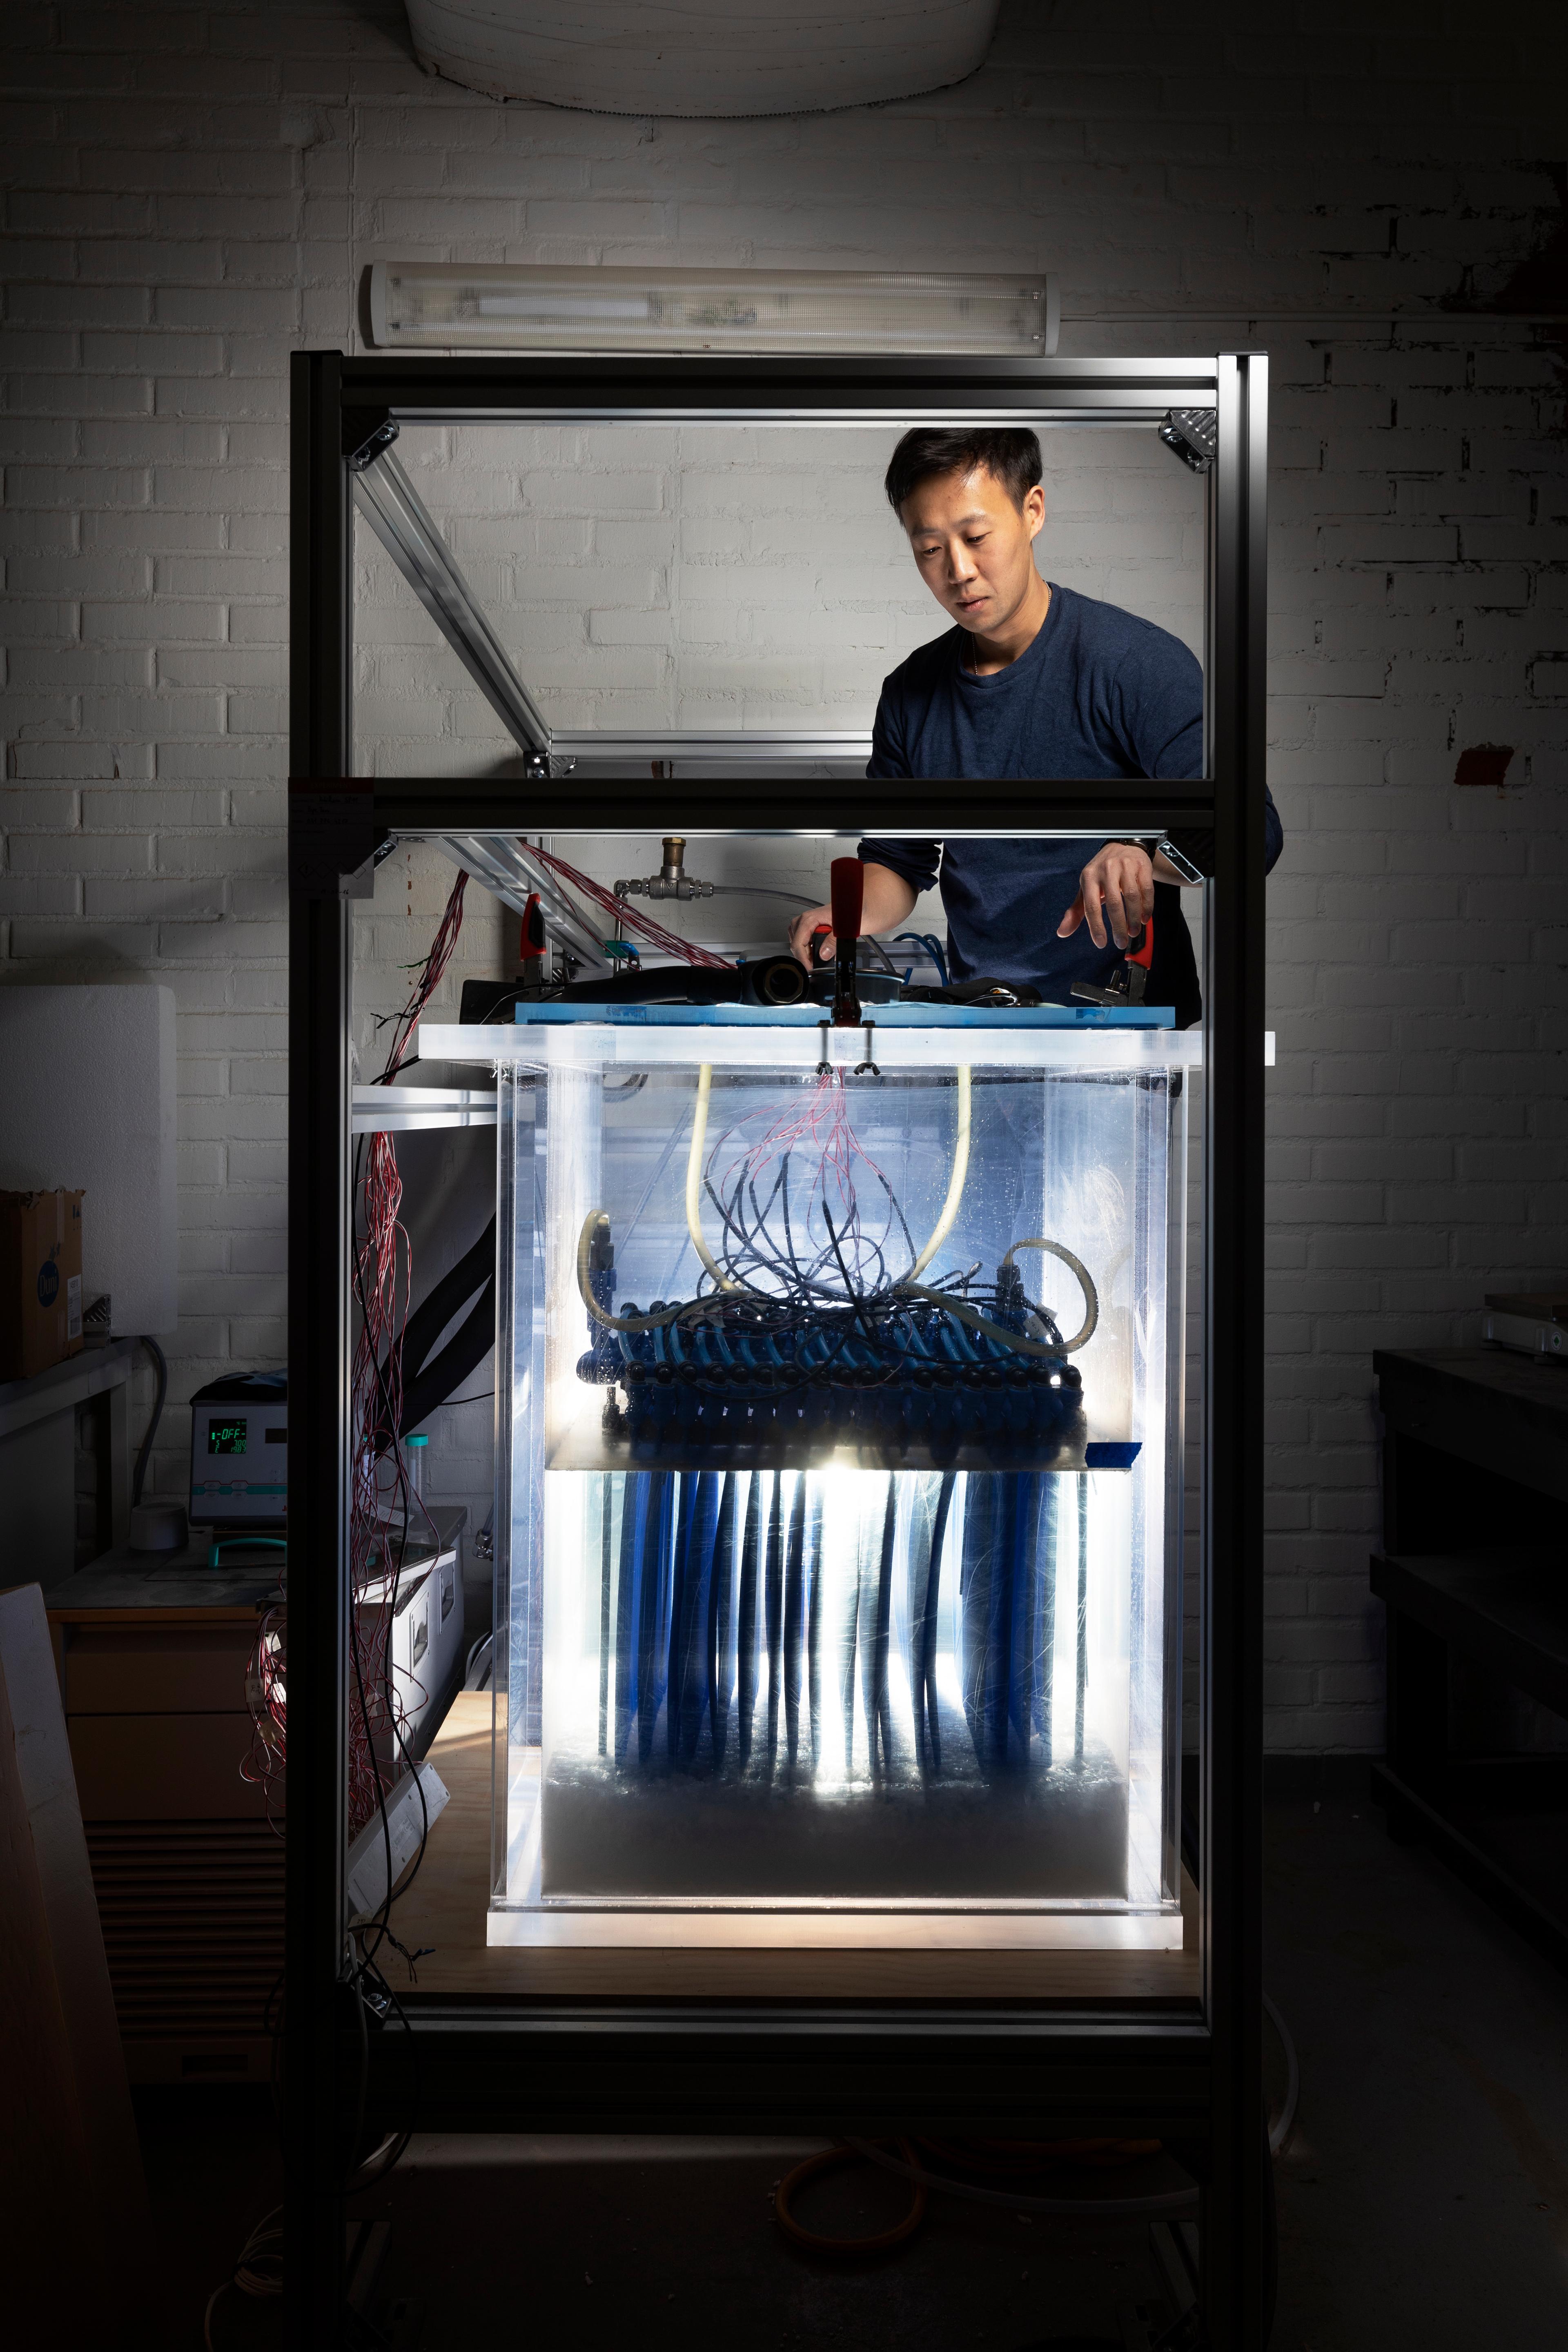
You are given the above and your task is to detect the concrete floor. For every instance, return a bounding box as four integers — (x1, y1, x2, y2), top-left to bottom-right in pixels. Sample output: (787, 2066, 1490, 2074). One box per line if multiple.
(143, 1788, 1568, 2350)
(1266, 1789, 1568, 2348)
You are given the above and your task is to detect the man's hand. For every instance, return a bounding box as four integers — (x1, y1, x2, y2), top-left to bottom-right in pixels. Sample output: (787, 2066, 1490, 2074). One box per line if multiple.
(788, 861, 918, 969)
(1057, 841, 1156, 952)
(788, 903, 835, 968)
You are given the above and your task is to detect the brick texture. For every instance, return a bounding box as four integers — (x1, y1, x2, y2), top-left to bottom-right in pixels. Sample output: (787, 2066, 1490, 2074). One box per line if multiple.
(3, 0, 1566, 1746)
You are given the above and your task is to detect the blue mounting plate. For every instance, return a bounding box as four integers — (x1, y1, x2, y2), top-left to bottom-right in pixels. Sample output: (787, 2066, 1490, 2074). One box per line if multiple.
(515, 1000, 1175, 1029)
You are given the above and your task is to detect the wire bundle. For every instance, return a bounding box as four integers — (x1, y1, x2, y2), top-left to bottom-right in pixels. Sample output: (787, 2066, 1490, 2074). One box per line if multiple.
(577, 1070, 1094, 1459)
(343, 1117, 422, 1834)
(203, 2204, 284, 2349)
(527, 841, 731, 969)
(705, 1067, 914, 1298)
(243, 871, 468, 1838)
(376, 868, 469, 1075)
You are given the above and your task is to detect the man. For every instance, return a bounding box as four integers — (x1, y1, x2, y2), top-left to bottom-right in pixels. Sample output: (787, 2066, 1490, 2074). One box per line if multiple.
(788, 428, 1282, 1022)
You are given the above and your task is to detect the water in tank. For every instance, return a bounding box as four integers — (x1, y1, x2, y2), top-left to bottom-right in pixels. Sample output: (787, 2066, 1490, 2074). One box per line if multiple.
(487, 1007, 1194, 1949)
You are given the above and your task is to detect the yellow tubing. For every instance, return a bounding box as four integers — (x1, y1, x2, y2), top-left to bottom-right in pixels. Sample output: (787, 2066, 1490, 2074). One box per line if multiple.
(577, 1065, 1098, 1360)
(901, 1063, 971, 1285)
(998, 1238, 1099, 1354)
(575, 1211, 686, 1332)
(578, 1067, 757, 1332)
(900, 1281, 1070, 1360)
(685, 1062, 741, 1293)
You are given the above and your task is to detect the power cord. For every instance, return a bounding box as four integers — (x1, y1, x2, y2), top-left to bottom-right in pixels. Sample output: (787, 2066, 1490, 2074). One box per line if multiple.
(202, 2152, 407, 2349)
(131, 1334, 167, 1506)
(773, 2139, 926, 2252)
(844, 2138, 1201, 2223)
(1264, 1991, 1300, 2156)
(203, 2203, 283, 2348)
(773, 2134, 1202, 2261)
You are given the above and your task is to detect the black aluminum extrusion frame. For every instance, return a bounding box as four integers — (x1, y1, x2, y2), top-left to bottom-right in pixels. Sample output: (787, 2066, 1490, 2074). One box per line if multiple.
(287, 349, 1268, 2346)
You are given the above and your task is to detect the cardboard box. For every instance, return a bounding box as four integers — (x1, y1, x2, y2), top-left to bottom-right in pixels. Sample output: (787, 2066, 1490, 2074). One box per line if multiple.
(0, 1190, 85, 1382)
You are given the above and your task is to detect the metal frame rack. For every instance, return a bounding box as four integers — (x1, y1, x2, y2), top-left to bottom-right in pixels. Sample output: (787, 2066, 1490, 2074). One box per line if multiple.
(287, 350, 1268, 2346)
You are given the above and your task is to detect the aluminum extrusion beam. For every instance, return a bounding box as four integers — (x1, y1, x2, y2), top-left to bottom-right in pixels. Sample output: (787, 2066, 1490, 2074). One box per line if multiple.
(378, 776, 1217, 840)
(443, 833, 611, 970)
(549, 728, 873, 774)
(337, 351, 1221, 427)
(286, 348, 355, 2341)
(356, 2005, 1213, 2139)
(351, 1085, 497, 1134)
(1199, 350, 1269, 2348)
(353, 446, 550, 759)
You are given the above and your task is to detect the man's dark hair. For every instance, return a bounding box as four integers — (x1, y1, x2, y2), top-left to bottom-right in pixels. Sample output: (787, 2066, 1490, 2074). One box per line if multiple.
(884, 427, 1042, 518)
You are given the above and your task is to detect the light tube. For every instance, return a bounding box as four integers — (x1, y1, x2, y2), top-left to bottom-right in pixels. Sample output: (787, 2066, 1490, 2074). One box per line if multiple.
(368, 264, 1058, 356)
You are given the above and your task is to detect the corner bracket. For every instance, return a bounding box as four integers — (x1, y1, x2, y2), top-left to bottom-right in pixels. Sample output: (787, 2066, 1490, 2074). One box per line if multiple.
(343, 410, 400, 473)
(1159, 409, 1217, 474)
(289, 779, 392, 898)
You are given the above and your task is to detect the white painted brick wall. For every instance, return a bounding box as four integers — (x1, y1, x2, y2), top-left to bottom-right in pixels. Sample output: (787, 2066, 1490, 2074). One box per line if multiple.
(3, 0, 1566, 1745)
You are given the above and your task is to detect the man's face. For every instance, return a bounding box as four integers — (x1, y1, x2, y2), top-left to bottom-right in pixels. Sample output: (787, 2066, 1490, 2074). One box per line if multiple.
(899, 465, 1045, 635)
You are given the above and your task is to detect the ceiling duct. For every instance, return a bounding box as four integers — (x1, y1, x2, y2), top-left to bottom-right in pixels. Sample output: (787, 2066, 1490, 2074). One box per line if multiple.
(402, 0, 1001, 118)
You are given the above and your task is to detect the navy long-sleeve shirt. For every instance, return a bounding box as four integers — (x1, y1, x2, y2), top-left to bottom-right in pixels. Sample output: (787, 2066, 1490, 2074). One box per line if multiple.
(860, 583, 1282, 1009)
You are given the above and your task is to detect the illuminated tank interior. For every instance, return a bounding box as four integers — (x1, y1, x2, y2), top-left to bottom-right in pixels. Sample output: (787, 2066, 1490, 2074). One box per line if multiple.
(471, 1009, 1195, 1949)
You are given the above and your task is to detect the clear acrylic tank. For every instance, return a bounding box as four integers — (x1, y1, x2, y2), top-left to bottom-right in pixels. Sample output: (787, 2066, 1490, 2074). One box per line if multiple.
(477, 1004, 1195, 1952)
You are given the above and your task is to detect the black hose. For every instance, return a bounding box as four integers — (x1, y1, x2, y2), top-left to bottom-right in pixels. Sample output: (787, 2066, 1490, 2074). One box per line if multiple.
(387, 1216, 497, 1440)
(396, 1281, 494, 1440)
(706, 884, 815, 908)
(557, 965, 740, 1004)
(131, 1336, 167, 1507)
(397, 1218, 495, 1382)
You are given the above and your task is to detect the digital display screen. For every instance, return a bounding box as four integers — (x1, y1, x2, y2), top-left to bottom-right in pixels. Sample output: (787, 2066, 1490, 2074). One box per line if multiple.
(207, 1420, 248, 1456)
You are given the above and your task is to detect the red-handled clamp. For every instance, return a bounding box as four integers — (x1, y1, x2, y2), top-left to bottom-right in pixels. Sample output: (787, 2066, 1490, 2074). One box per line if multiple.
(1070, 916, 1154, 1007)
(829, 859, 863, 1027)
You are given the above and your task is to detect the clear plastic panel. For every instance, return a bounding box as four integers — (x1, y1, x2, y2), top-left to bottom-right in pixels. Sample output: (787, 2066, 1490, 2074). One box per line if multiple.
(493, 1020, 1190, 1948)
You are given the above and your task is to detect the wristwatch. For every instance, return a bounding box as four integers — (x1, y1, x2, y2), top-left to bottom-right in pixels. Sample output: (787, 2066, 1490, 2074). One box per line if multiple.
(1102, 836, 1208, 884)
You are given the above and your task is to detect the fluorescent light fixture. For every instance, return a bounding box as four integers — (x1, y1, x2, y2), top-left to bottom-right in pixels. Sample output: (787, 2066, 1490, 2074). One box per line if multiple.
(367, 263, 1058, 356)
